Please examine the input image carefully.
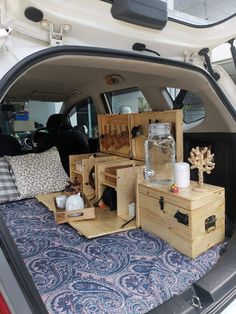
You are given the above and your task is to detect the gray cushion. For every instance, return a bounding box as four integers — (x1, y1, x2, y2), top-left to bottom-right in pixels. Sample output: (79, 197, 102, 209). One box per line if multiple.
(7, 147, 69, 198)
(0, 156, 20, 204)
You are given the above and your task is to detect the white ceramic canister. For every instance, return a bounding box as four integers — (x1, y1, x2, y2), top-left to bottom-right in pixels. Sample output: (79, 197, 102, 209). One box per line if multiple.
(66, 193, 84, 211)
(174, 162, 190, 188)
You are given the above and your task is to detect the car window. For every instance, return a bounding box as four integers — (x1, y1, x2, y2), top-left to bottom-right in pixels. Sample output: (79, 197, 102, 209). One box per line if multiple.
(68, 97, 98, 138)
(104, 0, 236, 26)
(102, 87, 151, 113)
(0, 100, 63, 150)
(169, 0, 236, 25)
(0, 101, 63, 135)
(167, 88, 205, 123)
(182, 91, 205, 123)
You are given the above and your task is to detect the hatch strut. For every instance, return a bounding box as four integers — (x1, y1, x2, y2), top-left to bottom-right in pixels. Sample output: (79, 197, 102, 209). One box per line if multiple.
(198, 48, 220, 81)
(228, 38, 236, 70)
(173, 89, 187, 109)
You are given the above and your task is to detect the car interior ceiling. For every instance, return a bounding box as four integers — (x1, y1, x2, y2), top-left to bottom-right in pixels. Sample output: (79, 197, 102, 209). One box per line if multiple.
(2, 55, 234, 135)
(1, 54, 236, 224)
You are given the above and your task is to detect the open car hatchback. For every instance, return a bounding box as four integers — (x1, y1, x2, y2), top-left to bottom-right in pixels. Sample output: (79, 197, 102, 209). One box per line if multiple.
(0, 1, 236, 314)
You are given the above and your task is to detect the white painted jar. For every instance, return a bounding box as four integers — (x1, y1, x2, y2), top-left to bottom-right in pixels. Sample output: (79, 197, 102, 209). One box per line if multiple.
(174, 162, 190, 188)
(66, 193, 84, 211)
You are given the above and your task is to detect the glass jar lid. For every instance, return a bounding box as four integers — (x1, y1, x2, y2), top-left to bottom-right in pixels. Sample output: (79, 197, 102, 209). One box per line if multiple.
(148, 123, 171, 136)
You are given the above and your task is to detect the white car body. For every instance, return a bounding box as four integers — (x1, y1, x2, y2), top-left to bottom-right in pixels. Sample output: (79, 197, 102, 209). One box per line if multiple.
(0, 0, 235, 107)
(0, 1, 236, 313)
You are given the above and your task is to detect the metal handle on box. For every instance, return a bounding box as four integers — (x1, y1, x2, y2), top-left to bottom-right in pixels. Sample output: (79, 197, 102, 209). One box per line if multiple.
(174, 210, 189, 226)
(205, 215, 216, 233)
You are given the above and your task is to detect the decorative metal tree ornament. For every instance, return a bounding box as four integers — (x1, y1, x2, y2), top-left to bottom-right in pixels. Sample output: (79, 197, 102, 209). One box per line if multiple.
(188, 146, 215, 188)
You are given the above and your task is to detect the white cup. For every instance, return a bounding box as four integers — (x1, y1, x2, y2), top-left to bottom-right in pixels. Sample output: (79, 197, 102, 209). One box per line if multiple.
(55, 195, 67, 209)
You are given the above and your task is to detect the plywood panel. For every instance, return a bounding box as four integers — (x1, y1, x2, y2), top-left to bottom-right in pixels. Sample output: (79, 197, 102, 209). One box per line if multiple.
(98, 110, 183, 161)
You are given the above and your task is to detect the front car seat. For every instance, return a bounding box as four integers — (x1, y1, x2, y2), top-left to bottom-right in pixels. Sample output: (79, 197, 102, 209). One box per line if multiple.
(35, 114, 89, 174)
(46, 113, 72, 133)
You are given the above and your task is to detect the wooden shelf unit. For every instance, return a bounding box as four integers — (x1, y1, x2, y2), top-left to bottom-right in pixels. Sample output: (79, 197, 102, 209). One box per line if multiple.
(66, 154, 145, 238)
(95, 159, 144, 222)
(69, 153, 126, 200)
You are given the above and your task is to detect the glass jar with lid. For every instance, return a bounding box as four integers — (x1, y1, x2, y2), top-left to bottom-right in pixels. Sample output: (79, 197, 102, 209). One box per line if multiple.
(144, 123, 175, 186)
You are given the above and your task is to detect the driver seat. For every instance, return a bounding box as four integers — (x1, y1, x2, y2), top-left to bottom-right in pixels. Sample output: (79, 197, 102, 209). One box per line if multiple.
(35, 114, 89, 174)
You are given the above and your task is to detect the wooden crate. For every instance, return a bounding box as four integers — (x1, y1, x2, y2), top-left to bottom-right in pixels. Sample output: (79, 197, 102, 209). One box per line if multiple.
(36, 192, 95, 224)
(98, 109, 183, 162)
(139, 181, 225, 258)
(54, 193, 95, 224)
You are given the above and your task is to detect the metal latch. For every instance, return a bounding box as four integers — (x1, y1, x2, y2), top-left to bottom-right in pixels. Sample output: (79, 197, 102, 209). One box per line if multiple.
(191, 295, 202, 309)
(205, 215, 216, 233)
(40, 20, 72, 46)
(159, 196, 164, 211)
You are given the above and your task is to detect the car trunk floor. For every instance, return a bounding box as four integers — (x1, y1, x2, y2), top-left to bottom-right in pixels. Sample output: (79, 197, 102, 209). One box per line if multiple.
(0, 198, 226, 314)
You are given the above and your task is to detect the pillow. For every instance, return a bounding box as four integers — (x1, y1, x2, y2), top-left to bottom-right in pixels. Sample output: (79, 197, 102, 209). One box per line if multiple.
(7, 147, 69, 198)
(0, 156, 20, 204)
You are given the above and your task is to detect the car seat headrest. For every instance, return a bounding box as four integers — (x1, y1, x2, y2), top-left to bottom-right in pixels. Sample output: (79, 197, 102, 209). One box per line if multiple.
(46, 114, 72, 133)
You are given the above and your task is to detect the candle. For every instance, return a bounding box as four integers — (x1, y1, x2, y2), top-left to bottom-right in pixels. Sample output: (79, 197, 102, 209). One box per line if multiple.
(174, 162, 190, 188)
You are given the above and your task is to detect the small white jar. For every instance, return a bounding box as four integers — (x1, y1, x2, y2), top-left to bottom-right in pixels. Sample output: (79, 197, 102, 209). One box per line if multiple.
(55, 195, 67, 209)
(174, 162, 190, 188)
(66, 193, 84, 211)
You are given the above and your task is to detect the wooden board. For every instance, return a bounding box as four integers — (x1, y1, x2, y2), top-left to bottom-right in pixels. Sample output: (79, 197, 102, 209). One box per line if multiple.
(98, 110, 183, 161)
(139, 181, 224, 210)
(70, 207, 136, 238)
(131, 110, 183, 162)
(36, 192, 136, 238)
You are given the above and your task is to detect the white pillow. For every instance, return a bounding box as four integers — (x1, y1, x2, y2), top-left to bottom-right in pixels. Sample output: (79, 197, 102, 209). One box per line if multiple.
(7, 147, 69, 198)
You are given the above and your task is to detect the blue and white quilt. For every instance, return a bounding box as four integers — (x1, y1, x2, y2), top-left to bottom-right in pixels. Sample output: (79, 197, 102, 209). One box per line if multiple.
(0, 199, 224, 314)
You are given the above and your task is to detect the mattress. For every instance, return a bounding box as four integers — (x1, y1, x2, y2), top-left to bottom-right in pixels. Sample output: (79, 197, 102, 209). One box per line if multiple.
(0, 198, 225, 314)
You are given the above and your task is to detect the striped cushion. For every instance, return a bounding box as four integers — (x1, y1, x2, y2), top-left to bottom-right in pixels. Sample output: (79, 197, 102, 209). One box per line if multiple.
(0, 157, 20, 204)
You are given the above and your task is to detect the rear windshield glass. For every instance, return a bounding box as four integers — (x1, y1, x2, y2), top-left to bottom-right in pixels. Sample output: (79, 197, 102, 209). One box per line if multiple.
(102, 87, 151, 114)
(169, 0, 236, 26)
(104, 0, 236, 26)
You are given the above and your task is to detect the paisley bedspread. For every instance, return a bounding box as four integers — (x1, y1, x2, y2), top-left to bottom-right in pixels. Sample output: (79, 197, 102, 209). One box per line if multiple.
(0, 198, 224, 314)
